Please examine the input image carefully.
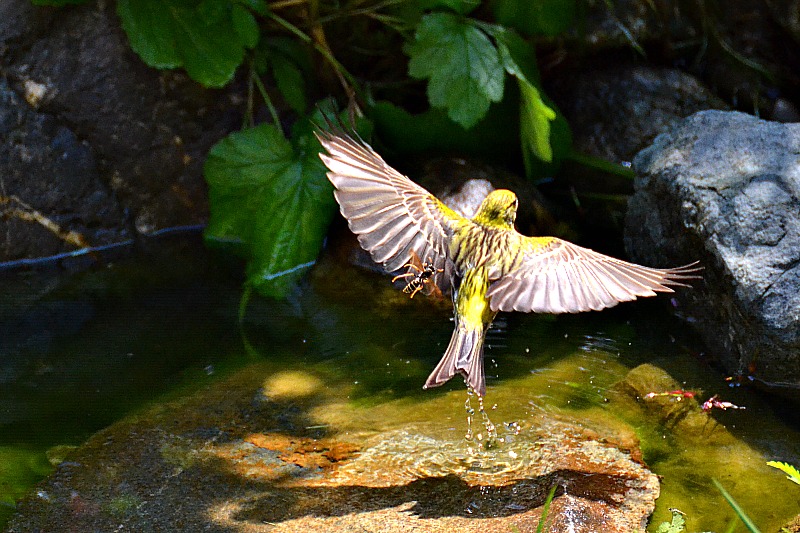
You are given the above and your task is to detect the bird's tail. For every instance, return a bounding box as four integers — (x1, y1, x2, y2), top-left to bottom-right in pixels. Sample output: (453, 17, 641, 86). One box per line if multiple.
(424, 324, 486, 396)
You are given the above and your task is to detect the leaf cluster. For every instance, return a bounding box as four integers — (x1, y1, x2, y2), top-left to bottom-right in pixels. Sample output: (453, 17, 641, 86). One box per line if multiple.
(33, 0, 576, 298)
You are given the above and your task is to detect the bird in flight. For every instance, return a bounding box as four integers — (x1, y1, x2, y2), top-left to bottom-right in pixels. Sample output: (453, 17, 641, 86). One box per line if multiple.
(316, 127, 699, 397)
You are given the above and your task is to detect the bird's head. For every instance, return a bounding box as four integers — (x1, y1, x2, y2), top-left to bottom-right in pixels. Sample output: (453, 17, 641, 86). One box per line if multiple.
(472, 189, 518, 229)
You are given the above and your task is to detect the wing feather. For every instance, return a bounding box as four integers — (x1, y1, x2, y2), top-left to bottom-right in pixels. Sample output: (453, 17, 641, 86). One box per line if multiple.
(487, 237, 701, 313)
(317, 128, 463, 291)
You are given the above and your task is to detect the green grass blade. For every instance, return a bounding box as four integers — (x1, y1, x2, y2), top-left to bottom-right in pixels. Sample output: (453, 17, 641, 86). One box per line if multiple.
(712, 478, 761, 533)
(536, 484, 558, 533)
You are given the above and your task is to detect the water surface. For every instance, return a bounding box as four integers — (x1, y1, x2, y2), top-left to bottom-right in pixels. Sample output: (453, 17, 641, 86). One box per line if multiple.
(1, 233, 799, 531)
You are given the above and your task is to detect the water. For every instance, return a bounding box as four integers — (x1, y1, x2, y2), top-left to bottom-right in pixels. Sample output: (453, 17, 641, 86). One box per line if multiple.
(1, 233, 799, 531)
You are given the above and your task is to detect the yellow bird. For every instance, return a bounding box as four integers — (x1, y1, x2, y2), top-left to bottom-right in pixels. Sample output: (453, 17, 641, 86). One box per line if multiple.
(316, 128, 699, 397)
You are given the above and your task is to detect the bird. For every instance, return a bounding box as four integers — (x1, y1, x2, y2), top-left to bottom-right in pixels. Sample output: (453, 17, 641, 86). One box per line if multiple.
(316, 127, 699, 397)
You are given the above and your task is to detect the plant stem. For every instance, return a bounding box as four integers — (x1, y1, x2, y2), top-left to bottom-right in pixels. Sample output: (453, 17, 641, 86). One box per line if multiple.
(252, 70, 281, 127)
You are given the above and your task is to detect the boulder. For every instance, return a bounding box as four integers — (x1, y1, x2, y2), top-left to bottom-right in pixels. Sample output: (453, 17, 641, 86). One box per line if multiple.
(6, 365, 660, 533)
(625, 110, 800, 388)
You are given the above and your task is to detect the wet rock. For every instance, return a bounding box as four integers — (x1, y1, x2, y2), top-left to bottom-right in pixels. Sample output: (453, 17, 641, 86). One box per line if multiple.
(6, 364, 659, 533)
(0, 0, 55, 56)
(0, 76, 131, 259)
(611, 363, 738, 445)
(784, 513, 800, 533)
(0, 1, 240, 261)
(625, 110, 800, 389)
(547, 66, 727, 165)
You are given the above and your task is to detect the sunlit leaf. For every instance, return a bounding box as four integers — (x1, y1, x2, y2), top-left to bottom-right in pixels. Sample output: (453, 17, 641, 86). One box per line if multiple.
(492, 0, 575, 36)
(655, 509, 686, 533)
(117, 0, 251, 87)
(519, 79, 556, 165)
(767, 461, 800, 485)
(204, 121, 334, 298)
(407, 13, 504, 129)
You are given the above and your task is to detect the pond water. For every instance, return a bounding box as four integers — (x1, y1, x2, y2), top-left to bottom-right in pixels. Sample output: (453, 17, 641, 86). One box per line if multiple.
(1, 232, 799, 531)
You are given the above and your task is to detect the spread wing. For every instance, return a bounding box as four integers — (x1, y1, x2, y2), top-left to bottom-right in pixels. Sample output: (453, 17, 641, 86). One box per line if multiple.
(316, 128, 464, 292)
(487, 236, 701, 313)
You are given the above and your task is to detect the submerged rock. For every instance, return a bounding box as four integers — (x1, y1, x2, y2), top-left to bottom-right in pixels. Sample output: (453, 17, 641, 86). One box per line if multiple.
(625, 110, 800, 390)
(6, 364, 659, 533)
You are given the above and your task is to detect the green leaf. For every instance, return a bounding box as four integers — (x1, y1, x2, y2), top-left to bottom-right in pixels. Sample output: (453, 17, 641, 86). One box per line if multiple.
(416, 0, 481, 15)
(655, 509, 686, 533)
(272, 55, 307, 114)
(519, 79, 556, 166)
(204, 104, 371, 299)
(483, 25, 540, 84)
(407, 13, 504, 129)
(253, 37, 311, 114)
(204, 122, 336, 298)
(492, 0, 575, 37)
(767, 461, 800, 485)
(117, 0, 250, 87)
(231, 4, 260, 49)
(117, 0, 181, 68)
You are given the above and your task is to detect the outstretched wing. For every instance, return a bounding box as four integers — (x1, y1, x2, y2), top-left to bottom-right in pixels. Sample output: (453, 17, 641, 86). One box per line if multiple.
(487, 236, 700, 313)
(316, 128, 464, 292)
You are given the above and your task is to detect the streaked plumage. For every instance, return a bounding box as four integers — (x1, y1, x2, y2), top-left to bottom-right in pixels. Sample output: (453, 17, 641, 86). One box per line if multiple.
(316, 128, 699, 396)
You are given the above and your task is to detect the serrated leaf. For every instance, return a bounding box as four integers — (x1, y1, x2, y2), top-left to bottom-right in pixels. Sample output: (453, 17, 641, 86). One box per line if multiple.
(407, 13, 504, 129)
(655, 509, 686, 533)
(767, 461, 800, 485)
(204, 122, 336, 298)
(117, 0, 250, 87)
(231, 4, 260, 49)
(492, 0, 575, 37)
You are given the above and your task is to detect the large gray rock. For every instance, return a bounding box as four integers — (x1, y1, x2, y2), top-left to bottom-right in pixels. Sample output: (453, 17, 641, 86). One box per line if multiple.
(625, 110, 800, 388)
